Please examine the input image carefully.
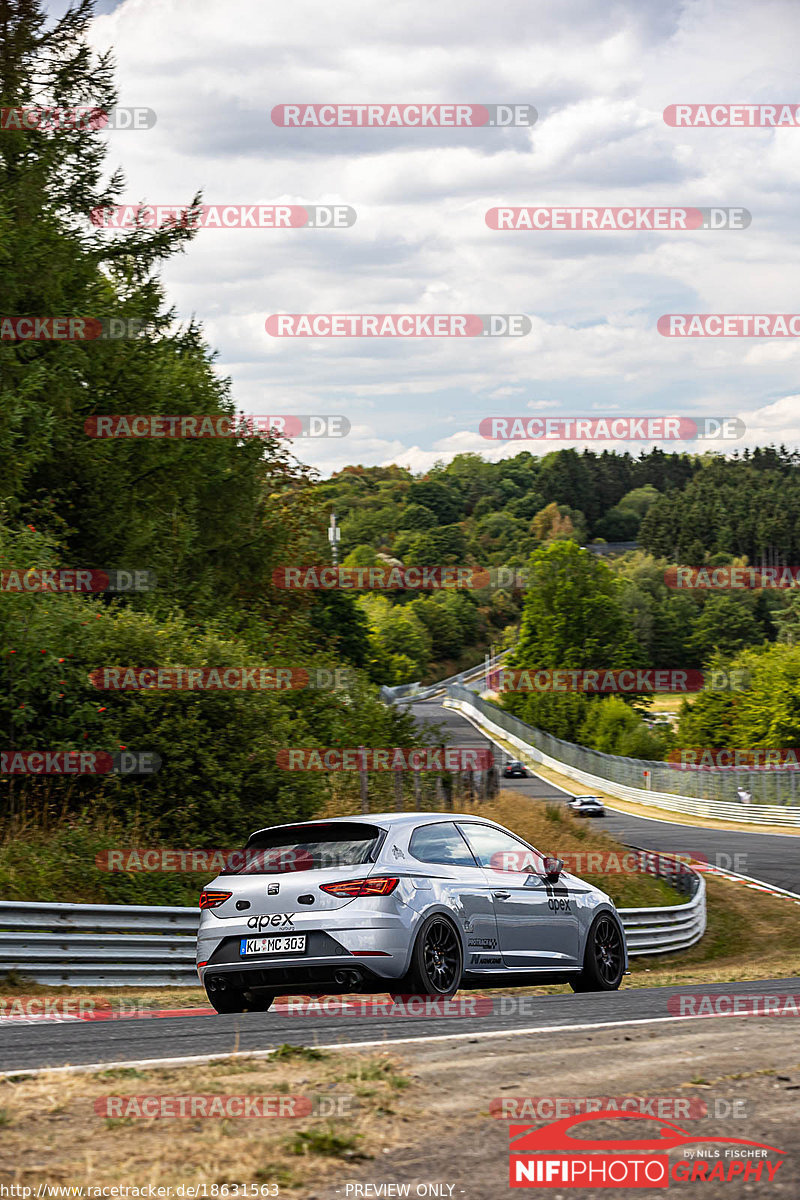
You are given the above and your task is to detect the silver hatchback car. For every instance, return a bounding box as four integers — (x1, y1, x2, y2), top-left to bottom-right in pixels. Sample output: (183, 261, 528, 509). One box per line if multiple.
(197, 812, 627, 1012)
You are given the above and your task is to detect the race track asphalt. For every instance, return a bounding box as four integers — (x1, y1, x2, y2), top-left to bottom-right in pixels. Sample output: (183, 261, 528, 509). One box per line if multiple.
(2, 977, 799, 1074)
(411, 698, 800, 893)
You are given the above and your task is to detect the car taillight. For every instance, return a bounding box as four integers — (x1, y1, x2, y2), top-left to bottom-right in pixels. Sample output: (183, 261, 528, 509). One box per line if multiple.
(199, 889, 232, 909)
(319, 877, 399, 898)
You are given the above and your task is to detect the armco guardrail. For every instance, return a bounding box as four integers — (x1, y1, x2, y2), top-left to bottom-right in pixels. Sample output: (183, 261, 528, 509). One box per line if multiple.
(447, 685, 800, 825)
(382, 651, 508, 705)
(0, 901, 198, 986)
(0, 853, 703, 985)
(617, 848, 706, 956)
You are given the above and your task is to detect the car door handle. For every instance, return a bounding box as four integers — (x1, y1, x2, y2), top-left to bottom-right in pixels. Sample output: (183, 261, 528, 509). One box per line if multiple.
(493, 890, 512, 899)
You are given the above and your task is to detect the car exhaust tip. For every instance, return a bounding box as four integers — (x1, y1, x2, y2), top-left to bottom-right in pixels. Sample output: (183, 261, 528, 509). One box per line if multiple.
(334, 969, 362, 990)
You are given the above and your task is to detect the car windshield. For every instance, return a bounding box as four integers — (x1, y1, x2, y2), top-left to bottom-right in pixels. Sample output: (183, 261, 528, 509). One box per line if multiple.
(219, 821, 383, 874)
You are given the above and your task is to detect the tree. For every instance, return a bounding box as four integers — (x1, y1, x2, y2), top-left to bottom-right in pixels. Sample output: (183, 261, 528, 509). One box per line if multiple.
(396, 503, 437, 531)
(616, 484, 660, 519)
(594, 506, 640, 541)
(506, 542, 642, 741)
(408, 596, 462, 660)
(531, 503, 573, 544)
(689, 596, 764, 666)
(307, 590, 371, 668)
(675, 644, 800, 751)
(357, 595, 432, 682)
(342, 544, 379, 567)
(402, 524, 468, 565)
(406, 480, 461, 524)
(578, 696, 671, 759)
(538, 450, 599, 525)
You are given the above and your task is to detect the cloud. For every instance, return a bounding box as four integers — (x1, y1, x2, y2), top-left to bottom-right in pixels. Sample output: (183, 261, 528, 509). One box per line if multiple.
(70, 0, 800, 474)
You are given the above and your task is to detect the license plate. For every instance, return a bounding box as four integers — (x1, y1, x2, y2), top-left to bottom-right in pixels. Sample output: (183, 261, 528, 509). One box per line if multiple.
(239, 935, 306, 956)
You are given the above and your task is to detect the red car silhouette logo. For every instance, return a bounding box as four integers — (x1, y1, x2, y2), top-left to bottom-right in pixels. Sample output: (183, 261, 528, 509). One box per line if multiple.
(510, 1109, 784, 1155)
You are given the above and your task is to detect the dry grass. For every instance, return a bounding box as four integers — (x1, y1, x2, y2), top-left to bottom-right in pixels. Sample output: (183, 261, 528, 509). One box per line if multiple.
(627, 872, 800, 984)
(0, 1049, 415, 1191)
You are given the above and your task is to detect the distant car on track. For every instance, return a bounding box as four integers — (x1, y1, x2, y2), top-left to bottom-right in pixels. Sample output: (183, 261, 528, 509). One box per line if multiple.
(568, 795, 606, 817)
(503, 760, 529, 778)
(197, 812, 627, 1013)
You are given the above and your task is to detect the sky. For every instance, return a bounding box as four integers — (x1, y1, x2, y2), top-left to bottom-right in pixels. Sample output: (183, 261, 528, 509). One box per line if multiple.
(43, 0, 800, 477)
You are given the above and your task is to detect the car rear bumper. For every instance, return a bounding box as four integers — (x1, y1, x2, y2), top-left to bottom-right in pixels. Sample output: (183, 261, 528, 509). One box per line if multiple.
(203, 959, 392, 996)
(198, 913, 414, 989)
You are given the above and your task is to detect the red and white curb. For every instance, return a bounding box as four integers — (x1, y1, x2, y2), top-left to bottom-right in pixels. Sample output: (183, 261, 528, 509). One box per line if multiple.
(694, 864, 800, 904)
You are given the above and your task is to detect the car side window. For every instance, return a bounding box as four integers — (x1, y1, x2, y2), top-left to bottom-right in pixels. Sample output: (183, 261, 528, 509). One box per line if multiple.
(457, 823, 543, 873)
(408, 822, 479, 867)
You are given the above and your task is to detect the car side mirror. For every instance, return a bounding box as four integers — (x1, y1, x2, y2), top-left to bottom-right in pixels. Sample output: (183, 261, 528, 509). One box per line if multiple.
(543, 856, 563, 882)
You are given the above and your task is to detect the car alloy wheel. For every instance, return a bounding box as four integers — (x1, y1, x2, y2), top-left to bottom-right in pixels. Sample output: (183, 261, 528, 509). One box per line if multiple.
(593, 915, 623, 985)
(423, 918, 461, 991)
(400, 914, 464, 996)
(570, 913, 624, 992)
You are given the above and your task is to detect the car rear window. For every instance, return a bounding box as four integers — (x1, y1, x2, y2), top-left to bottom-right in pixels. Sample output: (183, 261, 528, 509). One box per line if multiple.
(220, 822, 384, 874)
